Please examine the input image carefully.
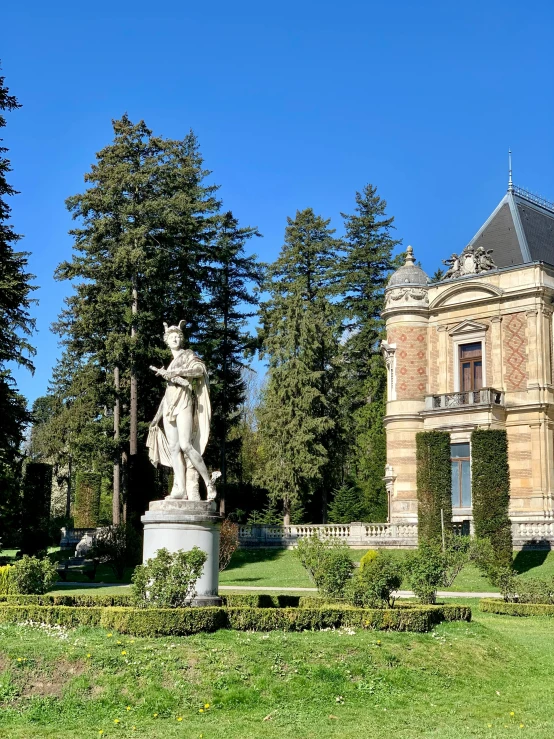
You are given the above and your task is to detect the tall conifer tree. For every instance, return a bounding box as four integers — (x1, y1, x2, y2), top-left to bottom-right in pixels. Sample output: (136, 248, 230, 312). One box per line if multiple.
(334, 184, 399, 520)
(257, 209, 342, 524)
(0, 69, 35, 537)
(202, 211, 262, 514)
(53, 115, 221, 519)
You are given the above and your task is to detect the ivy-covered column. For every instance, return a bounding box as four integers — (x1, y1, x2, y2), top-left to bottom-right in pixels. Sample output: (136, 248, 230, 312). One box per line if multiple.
(416, 431, 452, 544)
(471, 429, 513, 568)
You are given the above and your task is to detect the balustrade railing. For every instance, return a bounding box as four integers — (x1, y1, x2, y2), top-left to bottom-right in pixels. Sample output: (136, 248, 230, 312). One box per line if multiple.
(238, 522, 418, 548)
(425, 387, 503, 411)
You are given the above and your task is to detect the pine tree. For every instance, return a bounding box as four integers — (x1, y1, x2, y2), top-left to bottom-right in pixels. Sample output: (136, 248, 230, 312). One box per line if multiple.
(335, 185, 399, 520)
(0, 69, 35, 534)
(257, 209, 342, 524)
(53, 115, 221, 520)
(202, 211, 262, 514)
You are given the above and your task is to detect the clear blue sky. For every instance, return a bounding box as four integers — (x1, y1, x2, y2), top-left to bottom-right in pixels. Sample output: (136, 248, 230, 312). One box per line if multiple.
(3, 0, 554, 405)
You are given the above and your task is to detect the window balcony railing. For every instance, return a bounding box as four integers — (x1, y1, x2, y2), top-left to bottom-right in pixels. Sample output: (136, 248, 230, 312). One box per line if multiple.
(424, 387, 504, 411)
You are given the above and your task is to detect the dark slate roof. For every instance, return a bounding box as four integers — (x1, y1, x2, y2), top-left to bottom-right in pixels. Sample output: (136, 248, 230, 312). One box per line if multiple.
(467, 187, 554, 268)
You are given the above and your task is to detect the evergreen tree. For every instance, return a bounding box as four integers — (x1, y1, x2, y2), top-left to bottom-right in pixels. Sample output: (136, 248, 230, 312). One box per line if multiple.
(0, 69, 35, 534)
(257, 209, 342, 524)
(202, 211, 262, 514)
(53, 115, 222, 519)
(335, 185, 399, 519)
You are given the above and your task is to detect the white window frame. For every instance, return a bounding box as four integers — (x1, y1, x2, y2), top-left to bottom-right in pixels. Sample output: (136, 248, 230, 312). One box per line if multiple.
(451, 330, 487, 392)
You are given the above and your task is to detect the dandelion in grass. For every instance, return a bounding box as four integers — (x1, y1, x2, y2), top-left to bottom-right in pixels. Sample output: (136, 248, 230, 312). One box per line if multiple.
(126, 706, 131, 711)
(177, 716, 183, 721)
(114, 718, 120, 724)
(107, 633, 113, 638)
(199, 708, 204, 713)
(87, 654, 92, 659)
(204, 704, 210, 709)
(520, 724, 524, 729)
(153, 713, 158, 718)
(121, 650, 127, 655)
(510, 712, 515, 717)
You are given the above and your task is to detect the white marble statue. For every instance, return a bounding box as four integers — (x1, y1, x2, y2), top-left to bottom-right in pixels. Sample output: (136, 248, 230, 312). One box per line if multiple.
(147, 321, 220, 501)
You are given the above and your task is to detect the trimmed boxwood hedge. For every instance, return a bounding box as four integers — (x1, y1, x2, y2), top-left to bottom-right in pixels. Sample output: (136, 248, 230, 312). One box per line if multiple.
(0, 603, 471, 635)
(480, 599, 554, 617)
(0, 593, 134, 607)
(416, 431, 452, 544)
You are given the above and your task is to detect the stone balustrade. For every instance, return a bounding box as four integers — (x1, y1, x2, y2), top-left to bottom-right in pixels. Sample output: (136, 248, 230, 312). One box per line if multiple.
(425, 387, 504, 411)
(238, 522, 419, 549)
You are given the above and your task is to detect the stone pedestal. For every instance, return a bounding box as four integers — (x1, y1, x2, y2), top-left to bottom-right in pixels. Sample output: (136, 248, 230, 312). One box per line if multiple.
(141, 499, 223, 606)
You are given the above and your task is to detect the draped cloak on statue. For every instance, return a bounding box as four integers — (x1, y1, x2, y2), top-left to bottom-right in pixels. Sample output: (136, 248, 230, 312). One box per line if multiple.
(146, 348, 211, 468)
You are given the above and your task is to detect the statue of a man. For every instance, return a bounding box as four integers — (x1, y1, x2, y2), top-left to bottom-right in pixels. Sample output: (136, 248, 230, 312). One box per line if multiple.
(147, 321, 219, 501)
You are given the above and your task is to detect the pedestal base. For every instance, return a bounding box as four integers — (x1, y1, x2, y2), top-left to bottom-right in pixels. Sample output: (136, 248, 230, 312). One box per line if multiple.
(141, 499, 223, 606)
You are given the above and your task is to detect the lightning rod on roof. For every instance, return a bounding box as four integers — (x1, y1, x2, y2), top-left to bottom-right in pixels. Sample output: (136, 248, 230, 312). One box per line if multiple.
(508, 149, 513, 192)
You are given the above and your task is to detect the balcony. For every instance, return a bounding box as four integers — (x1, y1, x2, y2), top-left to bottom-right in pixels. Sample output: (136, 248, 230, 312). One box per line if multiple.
(424, 387, 504, 411)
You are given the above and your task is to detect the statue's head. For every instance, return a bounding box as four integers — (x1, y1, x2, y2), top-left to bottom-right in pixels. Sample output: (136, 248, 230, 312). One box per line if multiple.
(163, 320, 186, 348)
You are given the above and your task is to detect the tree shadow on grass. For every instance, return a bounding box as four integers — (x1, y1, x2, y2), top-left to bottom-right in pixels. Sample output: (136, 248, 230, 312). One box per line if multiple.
(224, 547, 287, 573)
(513, 542, 552, 575)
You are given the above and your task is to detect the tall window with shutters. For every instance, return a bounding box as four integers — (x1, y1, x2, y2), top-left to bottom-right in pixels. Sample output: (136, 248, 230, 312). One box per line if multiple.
(459, 342, 482, 392)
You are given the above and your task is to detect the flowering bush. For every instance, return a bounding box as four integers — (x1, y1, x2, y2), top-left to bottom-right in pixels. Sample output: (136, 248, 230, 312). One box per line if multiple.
(11, 556, 57, 595)
(219, 519, 239, 571)
(132, 547, 207, 608)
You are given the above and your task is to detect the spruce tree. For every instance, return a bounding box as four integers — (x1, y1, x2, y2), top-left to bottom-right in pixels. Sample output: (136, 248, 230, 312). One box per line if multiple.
(202, 211, 262, 514)
(257, 209, 342, 524)
(0, 69, 35, 534)
(335, 185, 399, 520)
(53, 115, 222, 518)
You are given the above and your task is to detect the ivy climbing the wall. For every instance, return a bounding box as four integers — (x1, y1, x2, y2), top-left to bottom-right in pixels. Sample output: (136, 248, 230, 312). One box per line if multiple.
(416, 431, 452, 544)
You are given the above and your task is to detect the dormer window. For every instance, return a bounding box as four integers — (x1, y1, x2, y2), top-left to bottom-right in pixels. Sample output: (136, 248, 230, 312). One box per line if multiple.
(460, 343, 483, 392)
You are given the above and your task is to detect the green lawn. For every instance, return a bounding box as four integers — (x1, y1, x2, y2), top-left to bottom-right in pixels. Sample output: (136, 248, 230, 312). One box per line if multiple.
(219, 548, 554, 592)
(42, 548, 554, 595)
(1, 600, 554, 737)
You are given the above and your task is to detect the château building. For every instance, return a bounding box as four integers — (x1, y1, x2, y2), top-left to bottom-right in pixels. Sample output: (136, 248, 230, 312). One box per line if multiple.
(382, 181, 554, 547)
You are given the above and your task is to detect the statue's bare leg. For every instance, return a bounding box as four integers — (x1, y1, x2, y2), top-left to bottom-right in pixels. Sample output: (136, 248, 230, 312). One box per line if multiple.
(163, 415, 187, 499)
(176, 408, 212, 492)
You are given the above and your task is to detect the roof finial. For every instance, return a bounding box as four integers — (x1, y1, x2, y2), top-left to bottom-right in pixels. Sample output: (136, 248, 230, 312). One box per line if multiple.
(405, 245, 415, 265)
(508, 149, 513, 192)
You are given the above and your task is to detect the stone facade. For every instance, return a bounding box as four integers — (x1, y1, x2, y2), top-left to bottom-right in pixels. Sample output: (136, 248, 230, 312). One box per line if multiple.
(383, 248, 554, 539)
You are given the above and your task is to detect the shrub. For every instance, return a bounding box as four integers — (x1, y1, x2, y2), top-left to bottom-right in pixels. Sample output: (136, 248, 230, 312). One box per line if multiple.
(295, 535, 354, 598)
(74, 472, 102, 528)
(10, 556, 58, 595)
(480, 599, 554, 617)
(91, 523, 142, 580)
(20, 462, 52, 556)
(132, 547, 207, 607)
(219, 519, 239, 571)
(346, 551, 403, 608)
(416, 431, 452, 545)
(471, 429, 513, 570)
(0, 603, 471, 635)
(359, 550, 379, 573)
(0, 565, 13, 595)
(405, 542, 446, 604)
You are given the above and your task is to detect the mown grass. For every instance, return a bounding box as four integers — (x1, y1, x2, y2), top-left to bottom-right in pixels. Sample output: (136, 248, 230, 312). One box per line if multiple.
(0, 601, 553, 737)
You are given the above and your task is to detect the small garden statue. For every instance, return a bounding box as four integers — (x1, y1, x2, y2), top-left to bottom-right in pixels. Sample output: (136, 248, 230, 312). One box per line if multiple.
(147, 320, 220, 501)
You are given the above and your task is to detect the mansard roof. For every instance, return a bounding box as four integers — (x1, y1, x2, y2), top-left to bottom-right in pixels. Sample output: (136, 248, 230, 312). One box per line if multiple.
(468, 186, 554, 268)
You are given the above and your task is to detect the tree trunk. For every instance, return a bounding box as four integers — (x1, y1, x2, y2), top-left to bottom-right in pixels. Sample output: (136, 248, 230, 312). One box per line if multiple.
(113, 366, 121, 525)
(121, 449, 128, 523)
(219, 438, 226, 516)
(129, 281, 138, 459)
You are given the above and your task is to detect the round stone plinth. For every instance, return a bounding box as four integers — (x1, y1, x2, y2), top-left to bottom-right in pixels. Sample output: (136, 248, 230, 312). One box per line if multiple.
(141, 499, 223, 606)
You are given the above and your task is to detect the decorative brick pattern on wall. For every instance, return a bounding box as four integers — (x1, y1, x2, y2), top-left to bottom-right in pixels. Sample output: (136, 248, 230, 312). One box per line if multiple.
(429, 329, 438, 394)
(388, 325, 427, 400)
(503, 313, 528, 391)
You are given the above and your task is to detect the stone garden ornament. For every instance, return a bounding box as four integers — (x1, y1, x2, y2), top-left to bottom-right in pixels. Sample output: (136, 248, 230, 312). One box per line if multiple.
(147, 321, 220, 501)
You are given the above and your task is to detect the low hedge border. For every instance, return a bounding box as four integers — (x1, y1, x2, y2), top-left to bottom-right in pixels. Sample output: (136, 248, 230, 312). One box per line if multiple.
(480, 599, 554, 617)
(0, 594, 323, 609)
(0, 603, 470, 635)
